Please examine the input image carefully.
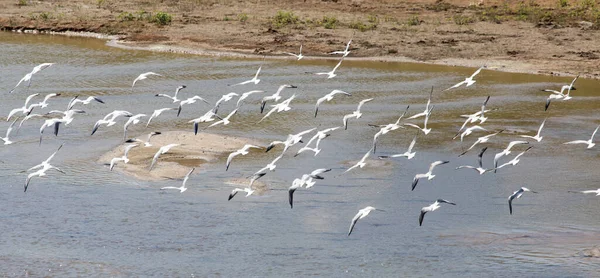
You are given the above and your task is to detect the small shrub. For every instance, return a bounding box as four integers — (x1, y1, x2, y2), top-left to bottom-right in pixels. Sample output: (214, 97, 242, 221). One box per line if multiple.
(17, 0, 27, 6)
(39, 12, 51, 21)
(557, 0, 569, 8)
(117, 12, 135, 22)
(453, 14, 475, 25)
(349, 20, 377, 31)
(152, 12, 172, 25)
(223, 15, 231, 21)
(407, 15, 421, 26)
(368, 14, 379, 24)
(579, 0, 596, 10)
(271, 10, 299, 29)
(238, 13, 248, 23)
(319, 15, 338, 29)
(136, 10, 150, 21)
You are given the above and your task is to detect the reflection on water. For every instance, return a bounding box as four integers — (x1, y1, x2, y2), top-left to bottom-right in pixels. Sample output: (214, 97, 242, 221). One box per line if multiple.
(0, 32, 599, 276)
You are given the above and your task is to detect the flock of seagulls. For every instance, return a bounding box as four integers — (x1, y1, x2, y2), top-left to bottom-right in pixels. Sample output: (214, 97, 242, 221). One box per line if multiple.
(3, 40, 598, 237)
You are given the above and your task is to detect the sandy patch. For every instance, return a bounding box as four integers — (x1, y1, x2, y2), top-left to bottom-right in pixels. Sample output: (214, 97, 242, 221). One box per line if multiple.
(98, 131, 261, 181)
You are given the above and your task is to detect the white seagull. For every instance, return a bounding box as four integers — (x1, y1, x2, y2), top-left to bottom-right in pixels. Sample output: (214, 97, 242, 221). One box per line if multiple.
(228, 187, 255, 201)
(345, 148, 373, 173)
(459, 130, 503, 157)
(178, 96, 210, 117)
(408, 87, 434, 120)
(453, 125, 487, 142)
(378, 134, 418, 160)
(294, 126, 339, 157)
(419, 199, 456, 226)
(207, 108, 239, 129)
(342, 98, 373, 130)
(149, 143, 180, 171)
(156, 85, 186, 103)
(314, 89, 352, 117)
(125, 131, 161, 147)
(189, 110, 222, 135)
(412, 160, 450, 191)
(288, 168, 332, 208)
(109, 144, 138, 171)
(444, 66, 484, 91)
(348, 206, 384, 236)
(231, 64, 262, 86)
(25, 143, 65, 192)
(132, 72, 162, 90)
(285, 44, 304, 60)
(330, 39, 352, 57)
(404, 106, 434, 135)
(259, 94, 295, 123)
(91, 110, 133, 135)
(569, 189, 600, 196)
(543, 74, 578, 111)
(508, 187, 537, 215)
(455, 147, 494, 175)
(226, 144, 262, 171)
(519, 118, 547, 142)
(9, 63, 54, 93)
(315, 58, 344, 79)
(213, 92, 239, 114)
(161, 168, 195, 193)
(67, 95, 104, 110)
(1, 118, 18, 145)
(236, 90, 264, 108)
(146, 107, 177, 127)
(29, 93, 61, 110)
(254, 153, 284, 175)
(497, 146, 533, 170)
(7, 93, 39, 121)
(493, 140, 529, 172)
(260, 84, 296, 113)
(123, 113, 147, 141)
(563, 125, 599, 149)
(266, 127, 316, 153)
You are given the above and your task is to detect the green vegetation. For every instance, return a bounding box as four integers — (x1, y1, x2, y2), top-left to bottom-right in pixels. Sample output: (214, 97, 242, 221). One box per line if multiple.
(319, 15, 338, 29)
(271, 10, 299, 29)
(407, 15, 421, 26)
(557, 0, 569, 8)
(452, 14, 475, 25)
(349, 19, 377, 32)
(115, 10, 172, 25)
(118, 12, 135, 22)
(17, 0, 27, 6)
(152, 12, 173, 25)
(238, 13, 248, 23)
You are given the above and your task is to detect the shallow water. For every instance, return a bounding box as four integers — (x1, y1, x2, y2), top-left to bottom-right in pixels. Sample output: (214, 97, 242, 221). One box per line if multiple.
(0, 32, 599, 277)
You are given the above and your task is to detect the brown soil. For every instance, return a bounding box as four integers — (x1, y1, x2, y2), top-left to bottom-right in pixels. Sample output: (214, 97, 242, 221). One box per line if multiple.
(1, 0, 599, 78)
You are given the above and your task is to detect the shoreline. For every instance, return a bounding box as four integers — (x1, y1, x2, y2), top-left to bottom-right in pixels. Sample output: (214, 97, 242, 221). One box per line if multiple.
(4, 28, 594, 79)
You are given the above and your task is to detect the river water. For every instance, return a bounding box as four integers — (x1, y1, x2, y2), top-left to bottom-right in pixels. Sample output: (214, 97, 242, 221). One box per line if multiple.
(0, 32, 599, 277)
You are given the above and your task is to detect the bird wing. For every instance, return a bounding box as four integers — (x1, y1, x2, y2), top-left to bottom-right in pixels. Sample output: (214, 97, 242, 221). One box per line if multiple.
(406, 135, 418, 153)
(536, 118, 547, 136)
(348, 212, 361, 236)
(226, 152, 239, 171)
(356, 98, 373, 112)
(149, 149, 162, 170)
(419, 210, 427, 226)
(429, 160, 448, 172)
(477, 147, 488, 168)
(470, 66, 484, 79)
(590, 125, 600, 141)
(254, 66, 262, 79)
(506, 140, 529, 151)
(563, 140, 589, 145)
(182, 168, 195, 187)
(6, 118, 18, 138)
(43, 144, 63, 164)
(331, 58, 344, 73)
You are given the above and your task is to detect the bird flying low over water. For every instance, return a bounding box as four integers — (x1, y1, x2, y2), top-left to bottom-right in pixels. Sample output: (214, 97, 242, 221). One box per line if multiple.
(419, 199, 456, 226)
(569, 189, 600, 196)
(161, 168, 194, 193)
(508, 187, 537, 215)
(260, 85, 296, 113)
(9, 63, 54, 94)
(563, 125, 599, 149)
(109, 144, 138, 171)
(543, 74, 578, 111)
(126, 131, 161, 147)
(25, 143, 65, 192)
(132, 72, 162, 90)
(67, 95, 104, 110)
(378, 134, 418, 160)
(348, 206, 383, 236)
(345, 148, 373, 173)
(519, 118, 547, 143)
(496, 146, 533, 170)
(412, 160, 450, 191)
(315, 58, 344, 79)
(149, 144, 180, 171)
(455, 147, 494, 175)
(156, 85, 186, 103)
(330, 39, 352, 57)
(226, 144, 262, 171)
(408, 87, 434, 120)
(343, 98, 373, 130)
(288, 168, 331, 208)
(285, 44, 304, 60)
(231, 64, 262, 86)
(443, 66, 484, 91)
(493, 140, 529, 172)
(314, 89, 352, 117)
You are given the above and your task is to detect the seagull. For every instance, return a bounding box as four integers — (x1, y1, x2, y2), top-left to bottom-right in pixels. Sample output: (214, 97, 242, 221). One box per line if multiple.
(568, 189, 600, 196)
(39, 118, 67, 145)
(378, 134, 418, 160)
(206, 108, 239, 129)
(543, 74, 579, 110)
(231, 64, 262, 86)
(294, 127, 339, 157)
(132, 72, 162, 90)
(412, 160, 450, 191)
(458, 96, 491, 132)
(213, 92, 239, 114)
(46, 109, 85, 126)
(348, 206, 384, 236)
(25, 143, 65, 192)
(404, 106, 434, 135)
(519, 118, 547, 142)
(226, 144, 262, 171)
(260, 84, 296, 113)
(419, 199, 456, 226)
(456, 147, 494, 175)
(189, 110, 222, 135)
(178, 96, 210, 117)
(453, 125, 487, 142)
(345, 148, 373, 173)
(444, 66, 484, 91)
(156, 85, 186, 103)
(109, 144, 138, 171)
(544, 93, 565, 111)
(315, 58, 344, 79)
(228, 187, 255, 201)
(7, 93, 39, 121)
(236, 90, 264, 108)
(563, 125, 599, 149)
(330, 39, 352, 57)
(123, 113, 147, 141)
(266, 127, 316, 153)
(303, 168, 331, 189)
(285, 44, 304, 60)
(1, 118, 18, 145)
(28, 93, 62, 110)
(508, 187, 537, 215)
(497, 146, 533, 169)
(161, 168, 194, 193)
(459, 130, 503, 157)
(9, 63, 54, 93)
(561, 74, 579, 101)
(125, 131, 161, 147)
(17, 113, 44, 133)
(370, 107, 411, 153)
(288, 168, 332, 208)
(288, 178, 306, 209)
(91, 110, 133, 135)
(343, 98, 373, 130)
(254, 153, 284, 175)
(259, 94, 295, 123)
(493, 140, 529, 172)
(67, 95, 104, 110)
(407, 87, 434, 120)
(314, 90, 352, 117)
(149, 143, 180, 171)
(146, 107, 177, 127)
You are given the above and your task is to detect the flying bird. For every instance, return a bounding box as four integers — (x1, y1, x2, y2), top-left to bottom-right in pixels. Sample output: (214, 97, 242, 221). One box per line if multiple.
(123, 114, 147, 141)
(348, 206, 383, 236)
(161, 168, 195, 193)
(212, 92, 239, 114)
(206, 108, 239, 129)
(260, 85, 296, 113)
(315, 58, 344, 79)
(314, 89, 352, 117)
(453, 125, 487, 142)
(178, 96, 210, 117)
(519, 118, 547, 142)
(563, 125, 599, 149)
(146, 107, 177, 127)
(67, 95, 104, 110)
(125, 131, 161, 147)
(266, 127, 315, 153)
(412, 160, 450, 191)
(259, 94, 295, 123)
(493, 140, 529, 172)
(109, 144, 138, 171)
(342, 98, 373, 130)
(156, 85, 186, 103)
(404, 106, 434, 135)
(228, 187, 255, 201)
(378, 134, 418, 160)
(408, 87, 434, 120)
(91, 110, 133, 135)
(231, 64, 262, 86)
(568, 189, 600, 196)
(9, 63, 54, 93)
(330, 39, 352, 57)
(288, 168, 331, 208)
(294, 126, 339, 157)
(285, 44, 304, 60)
(459, 130, 503, 157)
(132, 72, 162, 89)
(345, 148, 373, 173)
(419, 199, 456, 226)
(497, 146, 533, 170)
(226, 144, 262, 171)
(24, 143, 64, 192)
(0, 118, 18, 145)
(444, 66, 484, 91)
(508, 187, 537, 215)
(189, 110, 222, 135)
(149, 143, 180, 171)
(7, 93, 39, 121)
(455, 147, 494, 175)
(236, 90, 264, 108)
